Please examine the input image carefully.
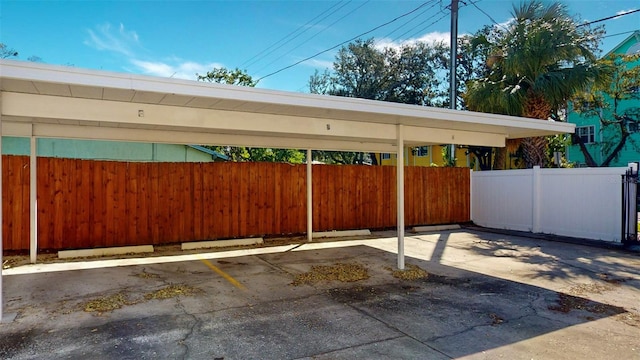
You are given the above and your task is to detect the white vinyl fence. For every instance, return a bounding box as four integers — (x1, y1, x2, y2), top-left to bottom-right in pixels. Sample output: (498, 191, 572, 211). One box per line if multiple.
(471, 166, 629, 242)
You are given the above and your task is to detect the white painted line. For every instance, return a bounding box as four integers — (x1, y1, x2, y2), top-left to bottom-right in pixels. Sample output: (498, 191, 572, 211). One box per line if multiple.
(312, 229, 371, 238)
(412, 224, 461, 232)
(181, 238, 263, 250)
(5, 244, 301, 276)
(58, 245, 154, 259)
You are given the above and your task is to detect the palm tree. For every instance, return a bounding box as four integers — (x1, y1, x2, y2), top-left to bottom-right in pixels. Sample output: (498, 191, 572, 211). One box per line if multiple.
(464, 0, 603, 168)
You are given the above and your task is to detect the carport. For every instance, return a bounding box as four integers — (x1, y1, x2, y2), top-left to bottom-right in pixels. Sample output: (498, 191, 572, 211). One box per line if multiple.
(0, 59, 575, 319)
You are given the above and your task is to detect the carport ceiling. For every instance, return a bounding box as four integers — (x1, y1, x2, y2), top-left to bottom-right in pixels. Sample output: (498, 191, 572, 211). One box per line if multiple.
(0, 59, 575, 152)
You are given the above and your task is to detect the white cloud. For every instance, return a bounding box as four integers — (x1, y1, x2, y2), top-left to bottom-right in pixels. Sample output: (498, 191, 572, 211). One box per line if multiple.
(130, 59, 223, 80)
(616, 8, 637, 18)
(301, 58, 334, 69)
(496, 17, 515, 30)
(84, 23, 139, 56)
(374, 31, 451, 51)
(85, 23, 223, 80)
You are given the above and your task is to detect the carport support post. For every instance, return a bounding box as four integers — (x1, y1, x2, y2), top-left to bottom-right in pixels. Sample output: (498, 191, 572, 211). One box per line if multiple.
(30, 136, 37, 264)
(396, 124, 405, 270)
(0, 94, 4, 321)
(307, 149, 313, 242)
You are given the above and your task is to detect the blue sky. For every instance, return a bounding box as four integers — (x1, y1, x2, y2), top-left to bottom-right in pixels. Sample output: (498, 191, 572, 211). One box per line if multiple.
(1, 0, 638, 92)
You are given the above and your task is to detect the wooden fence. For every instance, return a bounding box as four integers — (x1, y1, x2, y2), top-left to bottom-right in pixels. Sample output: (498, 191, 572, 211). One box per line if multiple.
(2, 156, 470, 251)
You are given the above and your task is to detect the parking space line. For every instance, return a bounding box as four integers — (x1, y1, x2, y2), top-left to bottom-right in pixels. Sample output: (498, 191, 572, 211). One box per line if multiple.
(199, 259, 247, 290)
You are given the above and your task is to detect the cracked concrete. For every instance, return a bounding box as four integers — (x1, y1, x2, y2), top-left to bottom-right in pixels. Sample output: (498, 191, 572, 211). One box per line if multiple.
(1, 229, 640, 359)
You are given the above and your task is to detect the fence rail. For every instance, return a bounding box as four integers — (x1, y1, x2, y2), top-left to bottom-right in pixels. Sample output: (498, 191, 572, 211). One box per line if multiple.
(2, 156, 470, 251)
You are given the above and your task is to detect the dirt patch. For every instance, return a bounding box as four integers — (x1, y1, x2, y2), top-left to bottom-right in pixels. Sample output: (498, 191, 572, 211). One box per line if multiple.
(292, 263, 369, 286)
(81, 284, 201, 314)
(568, 283, 612, 296)
(134, 271, 160, 279)
(596, 273, 631, 285)
(144, 284, 201, 300)
(385, 264, 428, 280)
(548, 292, 626, 316)
(83, 293, 132, 313)
(615, 312, 640, 328)
(489, 313, 504, 325)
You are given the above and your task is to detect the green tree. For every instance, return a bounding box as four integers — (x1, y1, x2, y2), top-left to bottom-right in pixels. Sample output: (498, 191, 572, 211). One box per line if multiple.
(0, 43, 18, 58)
(196, 67, 303, 163)
(456, 28, 496, 169)
(571, 53, 640, 166)
(1, 43, 41, 62)
(464, 0, 603, 169)
(197, 67, 257, 86)
(308, 38, 449, 164)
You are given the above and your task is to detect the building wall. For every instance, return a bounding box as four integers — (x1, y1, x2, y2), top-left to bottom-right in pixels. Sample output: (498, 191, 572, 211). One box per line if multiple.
(566, 33, 640, 167)
(1, 137, 214, 162)
(377, 145, 470, 167)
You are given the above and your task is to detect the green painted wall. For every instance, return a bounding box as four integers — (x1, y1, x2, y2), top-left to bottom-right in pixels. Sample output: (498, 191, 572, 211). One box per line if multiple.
(1, 137, 214, 162)
(566, 32, 640, 167)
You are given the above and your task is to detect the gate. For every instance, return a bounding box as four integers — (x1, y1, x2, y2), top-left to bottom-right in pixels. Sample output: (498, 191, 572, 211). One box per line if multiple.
(621, 163, 640, 245)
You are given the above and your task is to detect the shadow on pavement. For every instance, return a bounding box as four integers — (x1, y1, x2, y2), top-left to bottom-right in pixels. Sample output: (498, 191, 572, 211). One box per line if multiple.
(0, 240, 636, 359)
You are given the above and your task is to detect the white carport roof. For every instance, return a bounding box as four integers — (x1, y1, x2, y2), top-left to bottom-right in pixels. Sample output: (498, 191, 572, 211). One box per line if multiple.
(0, 59, 575, 321)
(0, 59, 573, 152)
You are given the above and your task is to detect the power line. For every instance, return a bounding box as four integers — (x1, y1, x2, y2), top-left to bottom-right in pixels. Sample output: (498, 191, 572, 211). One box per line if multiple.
(399, 0, 473, 42)
(382, 0, 439, 39)
(253, 1, 371, 75)
(603, 29, 639, 39)
(469, 0, 508, 30)
(394, 9, 448, 41)
(241, 1, 351, 69)
(578, 8, 640, 27)
(256, 1, 433, 82)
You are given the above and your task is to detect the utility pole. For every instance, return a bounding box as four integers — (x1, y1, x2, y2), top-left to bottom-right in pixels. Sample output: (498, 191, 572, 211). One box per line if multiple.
(449, 0, 459, 110)
(448, 0, 459, 165)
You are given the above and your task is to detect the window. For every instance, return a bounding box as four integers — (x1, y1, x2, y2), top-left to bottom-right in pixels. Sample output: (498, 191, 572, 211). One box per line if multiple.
(577, 126, 595, 144)
(415, 146, 429, 157)
(626, 42, 640, 55)
(381, 153, 391, 160)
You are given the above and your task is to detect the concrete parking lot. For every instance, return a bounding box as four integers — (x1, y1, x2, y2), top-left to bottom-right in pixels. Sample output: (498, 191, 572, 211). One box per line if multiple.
(1, 229, 639, 359)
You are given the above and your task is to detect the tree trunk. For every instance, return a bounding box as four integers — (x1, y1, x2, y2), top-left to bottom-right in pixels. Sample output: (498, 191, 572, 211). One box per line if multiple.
(521, 136, 548, 168)
(601, 125, 630, 167)
(572, 133, 598, 167)
(521, 93, 553, 168)
(493, 147, 507, 170)
(369, 152, 379, 165)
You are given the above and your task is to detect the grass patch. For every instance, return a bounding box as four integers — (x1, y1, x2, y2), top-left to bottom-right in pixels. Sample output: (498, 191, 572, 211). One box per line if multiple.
(144, 284, 201, 300)
(292, 263, 369, 286)
(386, 264, 428, 280)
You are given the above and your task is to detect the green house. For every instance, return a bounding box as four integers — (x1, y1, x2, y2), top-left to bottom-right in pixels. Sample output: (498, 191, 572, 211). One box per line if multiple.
(566, 31, 640, 167)
(1, 137, 228, 162)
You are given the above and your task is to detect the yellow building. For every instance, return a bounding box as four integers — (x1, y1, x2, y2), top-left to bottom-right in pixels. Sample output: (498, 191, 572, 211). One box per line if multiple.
(375, 145, 472, 167)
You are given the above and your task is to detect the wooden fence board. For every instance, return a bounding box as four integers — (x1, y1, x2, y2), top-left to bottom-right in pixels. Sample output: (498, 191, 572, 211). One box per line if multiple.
(2, 156, 470, 251)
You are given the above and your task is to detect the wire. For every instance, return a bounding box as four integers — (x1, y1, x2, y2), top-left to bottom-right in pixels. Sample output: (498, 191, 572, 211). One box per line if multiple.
(603, 29, 639, 39)
(578, 8, 640, 27)
(469, 0, 508, 30)
(253, 1, 371, 75)
(394, 9, 448, 42)
(256, 1, 434, 82)
(382, 0, 439, 39)
(241, 1, 351, 69)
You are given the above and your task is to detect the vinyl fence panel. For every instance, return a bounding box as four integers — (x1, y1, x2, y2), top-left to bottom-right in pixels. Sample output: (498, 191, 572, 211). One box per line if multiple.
(472, 166, 628, 242)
